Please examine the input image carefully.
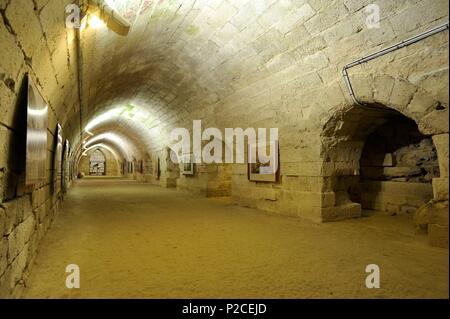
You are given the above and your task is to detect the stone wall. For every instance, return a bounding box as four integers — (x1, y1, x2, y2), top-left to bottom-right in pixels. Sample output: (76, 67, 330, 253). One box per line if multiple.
(2, 1, 449, 297)
(0, 0, 80, 297)
(69, 1, 448, 221)
(82, 0, 448, 231)
(177, 163, 232, 197)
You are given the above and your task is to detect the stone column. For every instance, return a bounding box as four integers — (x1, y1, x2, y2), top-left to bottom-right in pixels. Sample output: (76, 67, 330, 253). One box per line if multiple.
(428, 133, 449, 248)
(319, 161, 362, 222)
(432, 134, 449, 201)
(163, 147, 179, 188)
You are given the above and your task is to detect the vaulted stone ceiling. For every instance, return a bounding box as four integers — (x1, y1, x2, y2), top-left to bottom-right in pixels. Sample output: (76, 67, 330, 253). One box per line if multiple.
(1, 2, 449, 294)
(65, 0, 449, 160)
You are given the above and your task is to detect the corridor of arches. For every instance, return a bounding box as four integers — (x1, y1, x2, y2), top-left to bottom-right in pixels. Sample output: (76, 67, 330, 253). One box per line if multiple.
(0, 0, 448, 298)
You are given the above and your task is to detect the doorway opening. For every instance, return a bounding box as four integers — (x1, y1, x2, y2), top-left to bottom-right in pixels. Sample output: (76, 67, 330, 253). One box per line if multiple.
(89, 149, 106, 176)
(321, 104, 440, 220)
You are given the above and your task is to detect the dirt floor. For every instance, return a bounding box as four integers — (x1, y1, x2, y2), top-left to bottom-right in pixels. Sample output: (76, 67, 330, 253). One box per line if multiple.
(23, 178, 448, 298)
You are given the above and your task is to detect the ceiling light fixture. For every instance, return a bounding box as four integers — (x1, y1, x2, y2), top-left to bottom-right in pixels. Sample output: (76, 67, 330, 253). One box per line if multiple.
(81, 0, 131, 36)
(89, 14, 105, 29)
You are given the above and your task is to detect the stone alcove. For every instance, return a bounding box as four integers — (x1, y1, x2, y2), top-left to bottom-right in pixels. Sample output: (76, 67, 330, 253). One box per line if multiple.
(319, 73, 448, 247)
(320, 102, 445, 221)
(357, 116, 439, 215)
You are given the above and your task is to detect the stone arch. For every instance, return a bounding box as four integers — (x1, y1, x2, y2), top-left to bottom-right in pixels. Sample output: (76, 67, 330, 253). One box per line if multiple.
(320, 73, 448, 222)
(344, 73, 449, 201)
(341, 73, 448, 135)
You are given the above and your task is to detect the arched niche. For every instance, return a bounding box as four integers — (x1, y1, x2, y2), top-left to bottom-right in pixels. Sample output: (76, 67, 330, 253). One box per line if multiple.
(320, 103, 442, 221)
(319, 71, 449, 224)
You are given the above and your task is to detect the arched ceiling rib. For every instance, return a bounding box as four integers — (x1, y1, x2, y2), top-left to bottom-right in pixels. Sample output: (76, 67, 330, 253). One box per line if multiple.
(69, 0, 275, 152)
(84, 132, 140, 159)
(82, 143, 122, 162)
(66, 0, 449, 159)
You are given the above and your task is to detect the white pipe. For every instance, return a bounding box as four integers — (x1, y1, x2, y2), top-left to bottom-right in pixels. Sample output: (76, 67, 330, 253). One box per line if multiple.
(343, 22, 449, 106)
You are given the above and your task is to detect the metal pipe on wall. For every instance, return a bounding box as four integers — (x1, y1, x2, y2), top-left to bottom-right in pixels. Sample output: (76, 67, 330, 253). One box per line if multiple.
(343, 22, 449, 106)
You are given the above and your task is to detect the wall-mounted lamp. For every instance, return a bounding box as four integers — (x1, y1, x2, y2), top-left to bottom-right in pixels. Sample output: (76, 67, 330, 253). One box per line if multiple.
(80, 0, 131, 36)
(89, 14, 106, 29)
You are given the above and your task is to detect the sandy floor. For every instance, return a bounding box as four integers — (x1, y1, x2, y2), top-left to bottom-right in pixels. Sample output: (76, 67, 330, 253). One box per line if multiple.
(23, 178, 448, 298)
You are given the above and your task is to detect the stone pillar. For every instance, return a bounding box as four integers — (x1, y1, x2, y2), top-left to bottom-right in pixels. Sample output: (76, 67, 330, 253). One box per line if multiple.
(428, 134, 449, 248)
(319, 161, 362, 222)
(163, 147, 179, 188)
(432, 134, 449, 201)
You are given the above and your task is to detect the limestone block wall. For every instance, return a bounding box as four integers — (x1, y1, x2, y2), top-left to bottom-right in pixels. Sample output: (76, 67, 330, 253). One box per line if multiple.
(0, 0, 81, 297)
(361, 181, 434, 214)
(231, 162, 327, 222)
(145, 148, 179, 188)
(103, 152, 120, 177)
(207, 0, 449, 222)
(0, 0, 444, 269)
(177, 163, 231, 197)
(169, 136, 232, 196)
(70, 0, 448, 219)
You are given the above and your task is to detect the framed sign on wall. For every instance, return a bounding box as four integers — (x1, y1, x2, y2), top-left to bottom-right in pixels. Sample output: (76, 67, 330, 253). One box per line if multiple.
(181, 153, 195, 176)
(89, 149, 106, 176)
(55, 123, 63, 176)
(61, 139, 69, 192)
(25, 77, 48, 186)
(248, 140, 279, 183)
